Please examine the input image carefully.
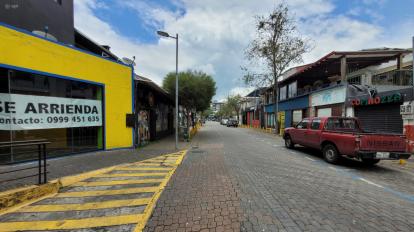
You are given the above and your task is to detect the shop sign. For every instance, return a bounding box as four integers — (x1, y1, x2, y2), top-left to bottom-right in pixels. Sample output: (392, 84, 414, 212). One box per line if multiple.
(400, 102, 414, 115)
(0, 93, 102, 130)
(311, 86, 346, 107)
(350, 93, 402, 106)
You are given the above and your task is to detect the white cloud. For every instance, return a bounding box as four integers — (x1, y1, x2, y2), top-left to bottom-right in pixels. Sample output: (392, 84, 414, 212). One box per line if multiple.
(74, 0, 412, 101)
(229, 87, 255, 97)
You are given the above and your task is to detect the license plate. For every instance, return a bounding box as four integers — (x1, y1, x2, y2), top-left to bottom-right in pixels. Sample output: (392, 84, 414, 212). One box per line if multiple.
(376, 152, 390, 159)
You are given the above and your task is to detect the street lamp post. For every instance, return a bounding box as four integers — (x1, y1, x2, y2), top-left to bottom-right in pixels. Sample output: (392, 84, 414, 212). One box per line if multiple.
(157, 30, 179, 150)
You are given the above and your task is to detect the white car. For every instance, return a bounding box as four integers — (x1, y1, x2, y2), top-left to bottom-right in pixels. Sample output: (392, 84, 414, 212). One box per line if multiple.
(220, 118, 228, 125)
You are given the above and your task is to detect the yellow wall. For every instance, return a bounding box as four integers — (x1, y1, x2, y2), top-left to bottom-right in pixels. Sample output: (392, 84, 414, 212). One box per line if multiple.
(0, 25, 133, 149)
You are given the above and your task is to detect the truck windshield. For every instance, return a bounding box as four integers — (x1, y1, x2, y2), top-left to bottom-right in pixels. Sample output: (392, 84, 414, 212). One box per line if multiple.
(325, 118, 360, 131)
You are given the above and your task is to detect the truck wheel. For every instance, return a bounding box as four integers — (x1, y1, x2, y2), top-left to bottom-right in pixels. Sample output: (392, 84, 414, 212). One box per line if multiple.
(322, 144, 340, 164)
(284, 135, 294, 149)
(361, 158, 380, 166)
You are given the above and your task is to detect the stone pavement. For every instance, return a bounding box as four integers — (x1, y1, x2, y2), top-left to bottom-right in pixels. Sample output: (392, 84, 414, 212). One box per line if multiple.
(0, 135, 190, 192)
(144, 133, 242, 232)
(145, 122, 414, 232)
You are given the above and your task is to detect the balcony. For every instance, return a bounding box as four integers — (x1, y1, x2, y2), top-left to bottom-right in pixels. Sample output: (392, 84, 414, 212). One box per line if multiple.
(372, 69, 413, 86)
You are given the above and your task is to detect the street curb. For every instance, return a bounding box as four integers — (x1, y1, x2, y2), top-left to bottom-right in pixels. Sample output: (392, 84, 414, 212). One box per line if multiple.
(240, 124, 282, 137)
(0, 181, 60, 216)
(133, 150, 188, 232)
(0, 162, 135, 215)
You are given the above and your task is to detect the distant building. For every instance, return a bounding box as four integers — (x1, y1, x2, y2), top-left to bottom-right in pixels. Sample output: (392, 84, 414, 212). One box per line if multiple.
(241, 88, 266, 127)
(211, 100, 225, 114)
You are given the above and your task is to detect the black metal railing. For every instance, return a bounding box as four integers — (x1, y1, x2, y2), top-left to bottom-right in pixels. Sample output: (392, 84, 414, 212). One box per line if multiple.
(0, 139, 50, 185)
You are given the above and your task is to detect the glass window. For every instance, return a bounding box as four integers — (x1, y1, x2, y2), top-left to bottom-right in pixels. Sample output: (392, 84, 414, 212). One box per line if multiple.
(279, 86, 287, 101)
(292, 110, 302, 126)
(311, 118, 321, 130)
(0, 68, 11, 163)
(296, 119, 309, 129)
(348, 76, 361, 85)
(1, 68, 104, 163)
(324, 118, 359, 131)
(288, 82, 297, 98)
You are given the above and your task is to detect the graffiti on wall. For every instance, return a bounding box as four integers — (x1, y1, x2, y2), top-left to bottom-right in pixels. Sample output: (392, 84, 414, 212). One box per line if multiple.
(138, 110, 150, 146)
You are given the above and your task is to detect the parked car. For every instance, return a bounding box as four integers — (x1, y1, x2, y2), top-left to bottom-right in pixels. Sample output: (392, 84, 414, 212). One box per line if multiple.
(220, 118, 228, 125)
(283, 117, 411, 165)
(226, 119, 239, 127)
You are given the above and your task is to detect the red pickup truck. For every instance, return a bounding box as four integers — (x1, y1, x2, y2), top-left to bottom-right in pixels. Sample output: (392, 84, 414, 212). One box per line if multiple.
(283, 117, 411, 165)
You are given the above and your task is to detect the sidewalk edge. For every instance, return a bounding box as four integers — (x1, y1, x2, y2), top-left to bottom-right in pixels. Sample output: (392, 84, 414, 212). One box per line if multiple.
(133, 149, 189, 232)
(0, 162, 129, 215)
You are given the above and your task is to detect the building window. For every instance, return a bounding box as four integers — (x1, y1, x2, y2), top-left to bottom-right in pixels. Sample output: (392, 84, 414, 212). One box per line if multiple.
(372, 69, 413, 86)
(288, 81, 297, 98)
(267, 113, 274, 127)
(279, 86, 287, 101)
(348, 76, 361, 85)
(292, 110, 302, 126)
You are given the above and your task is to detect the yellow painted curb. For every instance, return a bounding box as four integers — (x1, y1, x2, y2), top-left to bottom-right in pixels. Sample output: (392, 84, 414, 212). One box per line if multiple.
(0, 214, 144, 231)
(0, 153, 177, 215)
(0, 150, 188, 231)
(133, 149, 188, 232)
(18, 197, 152, 212)
(0, 182, 60, 216)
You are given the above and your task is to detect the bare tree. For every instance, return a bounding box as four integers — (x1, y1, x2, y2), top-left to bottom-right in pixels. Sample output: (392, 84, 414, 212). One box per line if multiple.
(242, 4, 310, 132)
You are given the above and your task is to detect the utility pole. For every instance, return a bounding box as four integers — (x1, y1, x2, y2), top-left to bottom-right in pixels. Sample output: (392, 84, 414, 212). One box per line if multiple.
(157, 31, 179, 150)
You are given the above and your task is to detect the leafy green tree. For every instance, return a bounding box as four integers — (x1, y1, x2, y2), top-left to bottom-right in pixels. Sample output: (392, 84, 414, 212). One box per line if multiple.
(163, 70, 216, 127)
(242, 4, 310, 130)
(201, 108, 213, 118)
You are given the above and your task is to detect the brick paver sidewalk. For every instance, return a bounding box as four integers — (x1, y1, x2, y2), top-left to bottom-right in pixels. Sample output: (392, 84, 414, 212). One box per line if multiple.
(144, 137, 242, 231)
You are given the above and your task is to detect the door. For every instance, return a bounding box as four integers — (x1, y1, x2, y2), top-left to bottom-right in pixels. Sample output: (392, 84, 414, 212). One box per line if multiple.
(290, 119, 310, 145)
(305, 118, 322, 148)
(355, 103, 403, 134)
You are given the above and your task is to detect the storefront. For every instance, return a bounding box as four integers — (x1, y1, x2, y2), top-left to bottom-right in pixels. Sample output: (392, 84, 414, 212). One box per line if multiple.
(0, 24, 133, 164)
(310, 85, 346, 117)
(134, 75, 174, 147)
(265, 95, 309, 133)
(347, 86, 413, 134)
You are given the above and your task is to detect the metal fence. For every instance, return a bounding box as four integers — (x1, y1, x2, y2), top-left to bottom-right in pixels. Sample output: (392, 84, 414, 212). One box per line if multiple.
(0, 139, 50, 185)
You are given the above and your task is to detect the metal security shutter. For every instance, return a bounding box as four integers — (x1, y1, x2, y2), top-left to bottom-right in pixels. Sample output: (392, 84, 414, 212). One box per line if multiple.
(355, 103, 403, 134)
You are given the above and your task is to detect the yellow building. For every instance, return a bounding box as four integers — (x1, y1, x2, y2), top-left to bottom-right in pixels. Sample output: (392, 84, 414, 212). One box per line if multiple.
(0, 24, 134, 163)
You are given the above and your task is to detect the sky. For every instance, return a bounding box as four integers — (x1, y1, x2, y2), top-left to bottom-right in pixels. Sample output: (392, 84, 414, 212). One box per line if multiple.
(73, 0, 414, 101)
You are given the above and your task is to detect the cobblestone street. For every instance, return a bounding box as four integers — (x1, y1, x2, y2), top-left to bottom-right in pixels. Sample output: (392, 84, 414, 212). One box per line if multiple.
(145, 122, 414, 232)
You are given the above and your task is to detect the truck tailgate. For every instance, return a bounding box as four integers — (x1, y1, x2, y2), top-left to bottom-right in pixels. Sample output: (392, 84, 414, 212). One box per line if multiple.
(359, 134, 406, 152)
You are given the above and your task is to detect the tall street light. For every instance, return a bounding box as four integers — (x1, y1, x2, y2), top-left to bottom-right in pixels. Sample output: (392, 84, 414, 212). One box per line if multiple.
(157, 30, 179, 150)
